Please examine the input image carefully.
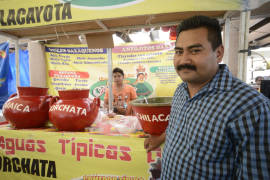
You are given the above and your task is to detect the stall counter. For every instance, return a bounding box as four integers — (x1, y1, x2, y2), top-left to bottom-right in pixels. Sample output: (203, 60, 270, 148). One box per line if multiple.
(0, 119, 162, 180)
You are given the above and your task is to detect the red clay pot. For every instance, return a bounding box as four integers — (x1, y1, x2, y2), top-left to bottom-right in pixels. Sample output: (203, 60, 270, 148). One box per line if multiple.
(2, 87, 51, 128)
(49, 89, 100, 131)
(131, 97, 172, 135)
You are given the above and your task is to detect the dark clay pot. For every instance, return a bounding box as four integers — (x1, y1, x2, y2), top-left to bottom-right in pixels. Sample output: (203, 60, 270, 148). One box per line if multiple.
(2, 87, 51, 128)
(131, 97, 172, 135)
(49, 89, 100, 131)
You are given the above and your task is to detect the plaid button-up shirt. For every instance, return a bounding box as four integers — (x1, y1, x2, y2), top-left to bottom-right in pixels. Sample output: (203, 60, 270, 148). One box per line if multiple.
(161, 64, 270, 179)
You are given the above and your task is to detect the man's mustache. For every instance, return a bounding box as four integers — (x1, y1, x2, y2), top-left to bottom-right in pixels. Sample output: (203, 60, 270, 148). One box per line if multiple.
(176, 64, 197, 71)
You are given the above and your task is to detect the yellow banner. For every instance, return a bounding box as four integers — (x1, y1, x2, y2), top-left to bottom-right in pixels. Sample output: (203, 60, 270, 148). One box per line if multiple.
(111, 41, 181, 98)
(45, 42, 181, 100)
(45, 44, 108, 97)
(0, 126, 162, 179)
(0, 0, 240, 29)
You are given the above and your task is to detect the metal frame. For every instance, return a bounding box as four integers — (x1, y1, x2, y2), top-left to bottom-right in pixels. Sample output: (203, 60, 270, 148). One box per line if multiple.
(107, 48, 113, 113)
(238, 10, 251, 81)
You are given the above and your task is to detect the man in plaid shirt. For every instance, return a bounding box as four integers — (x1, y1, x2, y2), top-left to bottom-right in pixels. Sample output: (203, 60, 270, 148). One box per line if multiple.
(144, 16, 270, 179)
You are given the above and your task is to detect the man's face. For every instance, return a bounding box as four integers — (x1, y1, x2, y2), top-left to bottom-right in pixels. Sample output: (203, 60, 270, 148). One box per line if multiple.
(113, 72, 124, 84)
(174, 27, 224, 85)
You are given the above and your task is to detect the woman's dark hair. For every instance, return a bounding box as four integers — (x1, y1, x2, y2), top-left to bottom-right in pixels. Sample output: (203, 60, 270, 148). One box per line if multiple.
(255, 76, 264, 82)
(112, 67, 124, 76)
(176, 15, 222, 50)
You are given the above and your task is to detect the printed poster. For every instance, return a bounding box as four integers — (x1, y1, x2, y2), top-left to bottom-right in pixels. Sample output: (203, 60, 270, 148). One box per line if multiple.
(45, 42, 182, 101)
(45, 44, 108, 99)
(111, 41, 181, 98)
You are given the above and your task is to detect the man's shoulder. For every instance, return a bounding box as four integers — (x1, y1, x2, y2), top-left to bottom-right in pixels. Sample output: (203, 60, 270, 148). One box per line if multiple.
(176, 82, 186, 91)
(173, 83, 188, 97)
(223, 78, 270, 121)
(227, 77, 268, 104)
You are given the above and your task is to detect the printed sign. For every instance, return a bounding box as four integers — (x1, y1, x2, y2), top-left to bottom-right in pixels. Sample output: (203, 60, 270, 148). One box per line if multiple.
(45, 42, 182, 101)
(0, 127, 162, 179)
(0, 0, 240, 29)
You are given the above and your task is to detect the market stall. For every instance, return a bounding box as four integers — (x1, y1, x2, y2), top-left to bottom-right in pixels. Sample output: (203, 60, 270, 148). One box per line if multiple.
(0, 0, 268, 105)
(1, 0, 269, 179)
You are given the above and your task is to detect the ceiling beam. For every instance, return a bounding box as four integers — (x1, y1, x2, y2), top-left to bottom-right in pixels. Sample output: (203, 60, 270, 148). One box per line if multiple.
(253, 35, 270, 47)
(261, 42, 270, 47)
(254, 33, 270, 41)
(249, 17, 270, 33)
(0, 31, 19, 41)
(248, 22, 270, 42)
(95, 20, 109, 31)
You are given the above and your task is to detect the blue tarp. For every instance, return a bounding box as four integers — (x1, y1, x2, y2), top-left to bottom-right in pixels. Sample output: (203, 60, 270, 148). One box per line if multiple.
(8, 49, 30, 96)
(0, 42, 30, 108)
(0, 42, 10, 108)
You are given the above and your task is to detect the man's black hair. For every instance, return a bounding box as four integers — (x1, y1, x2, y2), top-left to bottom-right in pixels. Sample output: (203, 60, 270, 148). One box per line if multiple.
(176, 15, 222, 50)
(113, 67, 124, 76)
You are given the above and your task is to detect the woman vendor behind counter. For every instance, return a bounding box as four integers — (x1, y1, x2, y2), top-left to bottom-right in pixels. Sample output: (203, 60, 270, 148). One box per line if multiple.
(104, 67, 137, 115)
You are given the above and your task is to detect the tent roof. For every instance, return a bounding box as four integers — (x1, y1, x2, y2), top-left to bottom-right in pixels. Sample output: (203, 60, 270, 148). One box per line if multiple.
(1, 0, 269, 48)
(1, 11, 226, 41)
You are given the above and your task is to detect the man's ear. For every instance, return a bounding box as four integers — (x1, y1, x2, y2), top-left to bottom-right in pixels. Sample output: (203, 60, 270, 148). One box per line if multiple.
(216, 45, 224, 63)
